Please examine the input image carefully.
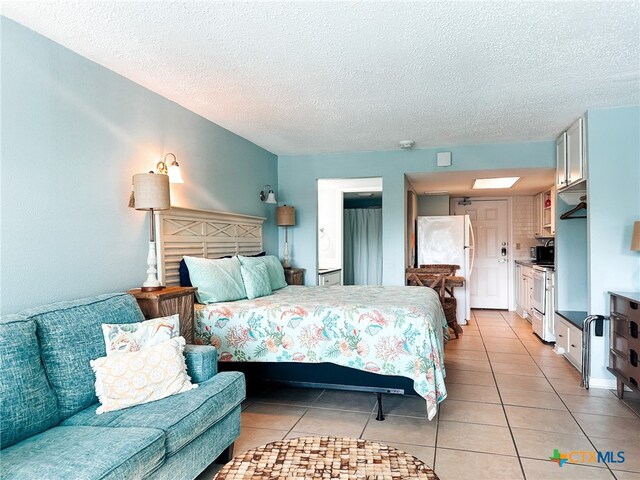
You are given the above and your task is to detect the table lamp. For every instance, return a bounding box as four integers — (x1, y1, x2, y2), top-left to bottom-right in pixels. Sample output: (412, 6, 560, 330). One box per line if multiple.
(276, 205, 295, 268)
(132, 172, 171, 290)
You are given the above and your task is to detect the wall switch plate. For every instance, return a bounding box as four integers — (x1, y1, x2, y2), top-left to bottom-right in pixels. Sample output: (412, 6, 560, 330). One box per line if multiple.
(437, 152, 452, 167)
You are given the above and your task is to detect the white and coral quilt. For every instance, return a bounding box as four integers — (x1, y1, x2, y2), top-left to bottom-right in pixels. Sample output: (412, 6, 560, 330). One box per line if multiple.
(194, 285, 448, 419)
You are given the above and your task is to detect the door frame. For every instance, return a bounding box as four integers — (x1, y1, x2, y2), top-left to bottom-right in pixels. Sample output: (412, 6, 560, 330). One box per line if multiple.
(450, 196, 515, 311)
(317, 178, 383, 285)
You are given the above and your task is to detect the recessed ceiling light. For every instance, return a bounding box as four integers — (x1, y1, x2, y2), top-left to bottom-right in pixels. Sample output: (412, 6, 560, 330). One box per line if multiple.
(472, 177, 520, 189)
(357, 192, 374, 197)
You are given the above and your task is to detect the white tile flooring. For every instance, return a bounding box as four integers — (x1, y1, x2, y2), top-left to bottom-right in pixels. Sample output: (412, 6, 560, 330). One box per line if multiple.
(199, 310, 640, 480)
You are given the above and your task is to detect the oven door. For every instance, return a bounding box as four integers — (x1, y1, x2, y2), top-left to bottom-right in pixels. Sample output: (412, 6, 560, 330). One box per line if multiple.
(531, 269, 546, 315)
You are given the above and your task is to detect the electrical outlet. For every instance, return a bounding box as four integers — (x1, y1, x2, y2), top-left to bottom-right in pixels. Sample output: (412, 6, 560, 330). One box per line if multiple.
(515, 243, 521, 250)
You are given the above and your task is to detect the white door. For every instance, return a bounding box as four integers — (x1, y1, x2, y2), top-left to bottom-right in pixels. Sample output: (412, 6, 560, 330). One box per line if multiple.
(454, 200, 509, 309)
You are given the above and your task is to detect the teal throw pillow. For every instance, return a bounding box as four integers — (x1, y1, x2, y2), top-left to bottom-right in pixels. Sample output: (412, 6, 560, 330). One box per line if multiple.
(238, 255, 287, 291)
(183, 256, 247, 303)
(240, 263, 273, 300)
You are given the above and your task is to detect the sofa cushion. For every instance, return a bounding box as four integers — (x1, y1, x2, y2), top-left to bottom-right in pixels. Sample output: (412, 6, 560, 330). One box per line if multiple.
(0, 425, 165, 480)
(63, 371, 245, 457)
(0, 315, 60, 449)
(28, 293, 145, 420)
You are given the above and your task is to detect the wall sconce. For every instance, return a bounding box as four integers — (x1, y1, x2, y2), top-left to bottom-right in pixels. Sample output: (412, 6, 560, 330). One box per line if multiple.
(156, 153, 184, 184)
(259, 185, 277, 204)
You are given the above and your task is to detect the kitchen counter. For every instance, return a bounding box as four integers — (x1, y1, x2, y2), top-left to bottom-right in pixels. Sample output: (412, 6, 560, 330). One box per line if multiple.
(608, 291, 640, 304)
(556, 310, 588, 329)
(515, 260, 555, 270)
(318, 268, 341, 274)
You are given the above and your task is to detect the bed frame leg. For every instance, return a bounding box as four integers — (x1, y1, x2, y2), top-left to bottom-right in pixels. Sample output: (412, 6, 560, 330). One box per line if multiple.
(376, 392, 385, 421)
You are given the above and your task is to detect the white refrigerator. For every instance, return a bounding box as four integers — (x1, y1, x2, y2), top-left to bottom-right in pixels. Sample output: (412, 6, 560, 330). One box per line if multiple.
(417, 215, 475, 325)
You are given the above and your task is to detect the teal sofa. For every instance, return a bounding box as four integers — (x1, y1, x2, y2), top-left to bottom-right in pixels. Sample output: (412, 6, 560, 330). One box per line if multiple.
(0, 293, 245, 479)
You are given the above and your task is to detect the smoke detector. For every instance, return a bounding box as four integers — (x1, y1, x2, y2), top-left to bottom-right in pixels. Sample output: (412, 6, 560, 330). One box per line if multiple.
(399, 140, 415, 150)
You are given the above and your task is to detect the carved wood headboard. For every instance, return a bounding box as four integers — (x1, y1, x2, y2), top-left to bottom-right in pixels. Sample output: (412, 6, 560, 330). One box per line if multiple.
(155, 207, 265, 286)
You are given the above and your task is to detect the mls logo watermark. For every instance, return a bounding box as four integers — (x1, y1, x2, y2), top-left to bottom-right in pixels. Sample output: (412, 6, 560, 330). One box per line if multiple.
(550, 449, 625, 467)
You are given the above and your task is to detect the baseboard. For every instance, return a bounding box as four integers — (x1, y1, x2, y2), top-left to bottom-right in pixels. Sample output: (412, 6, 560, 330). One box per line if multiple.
(587, 377, 617, 390)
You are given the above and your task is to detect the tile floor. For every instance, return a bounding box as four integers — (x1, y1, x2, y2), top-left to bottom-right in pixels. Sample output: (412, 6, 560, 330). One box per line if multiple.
(199, 310, 640, 479)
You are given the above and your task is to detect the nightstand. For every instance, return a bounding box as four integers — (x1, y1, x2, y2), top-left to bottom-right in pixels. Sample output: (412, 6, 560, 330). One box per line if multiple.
(284, 268, 305, 285)
(128, 286, 197, 343)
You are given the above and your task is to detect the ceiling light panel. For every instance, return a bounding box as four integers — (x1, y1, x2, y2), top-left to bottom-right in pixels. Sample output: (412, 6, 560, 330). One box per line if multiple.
(472, 177, 520, 189)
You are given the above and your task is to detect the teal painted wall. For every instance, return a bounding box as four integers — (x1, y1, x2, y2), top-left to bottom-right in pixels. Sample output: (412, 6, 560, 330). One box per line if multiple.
(278, 142, 555, 285)
(0, 18, 278, 313)
(586, 106, 640, 382)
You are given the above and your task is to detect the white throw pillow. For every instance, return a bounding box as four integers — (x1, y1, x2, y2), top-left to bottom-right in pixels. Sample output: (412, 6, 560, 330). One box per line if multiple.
(90, 336, 197, 414)
(101, 314, 180, 355)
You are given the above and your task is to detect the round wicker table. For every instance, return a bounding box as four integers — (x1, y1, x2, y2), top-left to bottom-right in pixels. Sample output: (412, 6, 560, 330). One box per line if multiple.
(214, 436, 439, 480)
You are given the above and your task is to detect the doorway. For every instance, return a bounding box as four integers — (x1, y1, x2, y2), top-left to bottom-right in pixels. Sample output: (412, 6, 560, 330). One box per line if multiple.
(317, 178, 383, 286)
(454, 199, 509, 309)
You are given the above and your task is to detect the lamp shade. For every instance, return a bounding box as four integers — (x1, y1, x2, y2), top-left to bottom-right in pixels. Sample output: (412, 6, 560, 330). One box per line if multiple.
(631, 221, 640, 251)
(276, 205, 295, 226)
(133, 173, 170, 211)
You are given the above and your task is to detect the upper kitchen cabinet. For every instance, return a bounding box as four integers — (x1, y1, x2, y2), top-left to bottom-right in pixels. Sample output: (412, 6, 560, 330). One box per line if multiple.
(557, 117, 587, 191)
(556, 131, 567, 190)
(534, 185, 556, 237)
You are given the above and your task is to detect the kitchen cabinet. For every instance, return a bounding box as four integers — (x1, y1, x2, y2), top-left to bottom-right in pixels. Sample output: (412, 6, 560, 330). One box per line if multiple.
(516, 264, 533, 319)
(534, 186, 556, 237)
(318, 268, 342, 286)
(554, 311, 585, 372)
(533, 193, 542, 237)
(557, 117, 587, 191)
(556, 131, 567, 190)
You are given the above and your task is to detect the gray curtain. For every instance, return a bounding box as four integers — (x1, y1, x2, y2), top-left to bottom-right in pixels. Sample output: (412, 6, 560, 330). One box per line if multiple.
(343, 208, 383, 285)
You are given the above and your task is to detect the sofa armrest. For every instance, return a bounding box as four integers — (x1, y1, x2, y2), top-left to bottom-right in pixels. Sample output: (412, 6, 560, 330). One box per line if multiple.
(184, 344, 218, 383)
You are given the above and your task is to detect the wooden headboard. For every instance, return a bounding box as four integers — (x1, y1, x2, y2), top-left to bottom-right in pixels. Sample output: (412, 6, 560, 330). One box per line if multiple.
(155, 207, 265, 286)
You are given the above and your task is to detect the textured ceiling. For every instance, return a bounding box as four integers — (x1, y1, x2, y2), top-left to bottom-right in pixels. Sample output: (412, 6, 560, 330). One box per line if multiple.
(2, 1, 639, 155)
(407, 168, 556, 196)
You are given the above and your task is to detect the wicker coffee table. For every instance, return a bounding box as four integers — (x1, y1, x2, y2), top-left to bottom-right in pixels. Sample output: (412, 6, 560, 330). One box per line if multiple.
(214, 436, 439, 479)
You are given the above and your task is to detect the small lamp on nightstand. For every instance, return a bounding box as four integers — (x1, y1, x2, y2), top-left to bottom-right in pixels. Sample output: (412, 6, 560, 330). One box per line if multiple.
(132, 172, 171, 291)
(276, 205, 295, 268)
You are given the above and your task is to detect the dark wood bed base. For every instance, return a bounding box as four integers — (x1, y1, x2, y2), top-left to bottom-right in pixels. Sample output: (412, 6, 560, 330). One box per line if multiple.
(218, 361, 419, 421)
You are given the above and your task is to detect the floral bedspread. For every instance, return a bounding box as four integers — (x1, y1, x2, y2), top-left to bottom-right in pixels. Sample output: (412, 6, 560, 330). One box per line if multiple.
(194, 285, 448, 419)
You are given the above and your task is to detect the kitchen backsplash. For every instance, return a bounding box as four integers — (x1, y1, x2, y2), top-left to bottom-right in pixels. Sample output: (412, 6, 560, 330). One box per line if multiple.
(512, 196, 538, 260)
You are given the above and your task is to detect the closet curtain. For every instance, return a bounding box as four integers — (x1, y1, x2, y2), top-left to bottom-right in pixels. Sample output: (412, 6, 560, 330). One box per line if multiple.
(343, 208, 383, 285)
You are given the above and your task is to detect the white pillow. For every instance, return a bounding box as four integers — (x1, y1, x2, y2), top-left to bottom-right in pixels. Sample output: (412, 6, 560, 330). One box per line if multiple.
(90, 336, 197, 414)
(102, 314, 180, 355)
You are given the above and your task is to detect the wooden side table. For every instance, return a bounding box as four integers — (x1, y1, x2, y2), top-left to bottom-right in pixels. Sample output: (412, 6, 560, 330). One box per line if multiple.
(128, 286, 197, 343)
(284, 268, 305, 285)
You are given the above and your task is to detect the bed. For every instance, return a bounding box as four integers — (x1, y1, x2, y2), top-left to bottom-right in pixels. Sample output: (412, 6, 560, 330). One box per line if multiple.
(155, 207, 448, 420)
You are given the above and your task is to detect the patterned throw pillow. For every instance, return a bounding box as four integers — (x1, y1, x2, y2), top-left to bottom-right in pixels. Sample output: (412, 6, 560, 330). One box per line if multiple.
(183, 256, 247, 303)
(90, 336, 197, 414)
(241, 263, 273, 300)
(101, 314, 180, 355)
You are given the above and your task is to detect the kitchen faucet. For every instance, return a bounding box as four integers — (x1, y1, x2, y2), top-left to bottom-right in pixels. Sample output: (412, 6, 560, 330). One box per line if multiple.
(545, 238, 555, 247)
